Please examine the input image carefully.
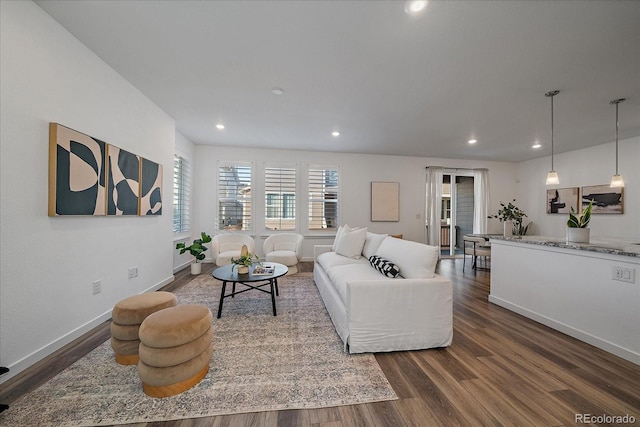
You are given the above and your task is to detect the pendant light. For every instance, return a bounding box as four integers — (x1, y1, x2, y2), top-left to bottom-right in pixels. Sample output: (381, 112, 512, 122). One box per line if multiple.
(545, 90, 560, 185)
(609, 98, 626, 188)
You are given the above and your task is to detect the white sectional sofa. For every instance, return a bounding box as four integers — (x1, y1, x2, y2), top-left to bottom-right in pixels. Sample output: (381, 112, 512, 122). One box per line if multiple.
(314, 226, 453, 353)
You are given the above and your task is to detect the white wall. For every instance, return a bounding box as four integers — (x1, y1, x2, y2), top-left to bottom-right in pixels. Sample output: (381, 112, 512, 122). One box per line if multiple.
(516, 137, 640, 240)
(0, 1, 176, 381)
(192, 145, 518, 260)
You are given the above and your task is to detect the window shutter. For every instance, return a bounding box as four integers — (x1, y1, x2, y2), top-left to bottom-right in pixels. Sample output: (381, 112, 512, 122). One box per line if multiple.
(173, 155, 190, 233)
(218, 164, 252, 231)
(308, 166, 339, 230)
(265, 167, 296, 231)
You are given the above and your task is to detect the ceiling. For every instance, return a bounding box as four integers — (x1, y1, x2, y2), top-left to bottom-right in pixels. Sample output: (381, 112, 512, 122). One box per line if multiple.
(36, 0, 640, 162)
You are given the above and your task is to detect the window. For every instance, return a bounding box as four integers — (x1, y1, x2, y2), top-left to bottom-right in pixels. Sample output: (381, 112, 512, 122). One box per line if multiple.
(173, 154, 190, 234)
(264, 166, 296, 230)
(218, 164, 252, 231)
(308, 166, 339, 230)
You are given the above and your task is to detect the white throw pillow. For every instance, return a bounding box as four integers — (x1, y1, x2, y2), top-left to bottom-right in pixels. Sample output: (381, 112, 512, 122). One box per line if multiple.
(335, 227, 368, 259)
(376, 237, 438, 278)
(332, 224, 348, 251)
(362, 232, 388, 259)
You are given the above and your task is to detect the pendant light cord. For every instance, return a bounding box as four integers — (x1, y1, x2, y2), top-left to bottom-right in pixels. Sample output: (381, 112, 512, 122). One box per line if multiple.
(615, 101, 619, 175)
(551, 95, 554, 171)
(545, 90, 559, 171)
(610, 98, 626, 176)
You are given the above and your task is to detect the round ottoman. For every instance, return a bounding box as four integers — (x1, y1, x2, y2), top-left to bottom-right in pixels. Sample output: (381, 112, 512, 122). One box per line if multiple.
(110, 291, 177, 365)
(138, 304, 213, 398)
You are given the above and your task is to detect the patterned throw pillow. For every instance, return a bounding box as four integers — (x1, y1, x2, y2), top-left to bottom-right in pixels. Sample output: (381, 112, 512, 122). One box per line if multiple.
(369, 255, 401, 278)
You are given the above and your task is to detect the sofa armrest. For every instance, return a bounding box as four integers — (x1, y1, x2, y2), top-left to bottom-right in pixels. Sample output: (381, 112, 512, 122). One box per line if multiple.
(314, 245, 333, 259)
(345, 275, 453, 352)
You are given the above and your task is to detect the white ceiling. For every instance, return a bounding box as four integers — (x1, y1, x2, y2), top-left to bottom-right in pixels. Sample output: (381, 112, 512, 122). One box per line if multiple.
(36, 0, 640, 162)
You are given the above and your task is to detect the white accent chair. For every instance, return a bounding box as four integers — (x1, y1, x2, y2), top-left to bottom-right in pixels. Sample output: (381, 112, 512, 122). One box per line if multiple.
(211, 234, 255, 266)
(263, 233, 304, 274)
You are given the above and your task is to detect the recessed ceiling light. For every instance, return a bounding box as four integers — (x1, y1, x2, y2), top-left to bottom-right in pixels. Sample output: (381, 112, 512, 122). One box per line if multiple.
(271, 87, 284, 95)
(332, 131, 341, 137)
(404, 0, 428, 15)
(216, 124, 225, 130)
(532, 142, 542, 149)
(468, 139, 477, 144)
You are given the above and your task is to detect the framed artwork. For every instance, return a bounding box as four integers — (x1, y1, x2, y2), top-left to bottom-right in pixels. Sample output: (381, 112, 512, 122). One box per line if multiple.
(107, 145, 140, 215)
(546, 187, 579, 214)
(48, 123, 107, 216)
(581, 184, 623, 214)
(371, 181, 399, 221)
(139, 158, 163, 215)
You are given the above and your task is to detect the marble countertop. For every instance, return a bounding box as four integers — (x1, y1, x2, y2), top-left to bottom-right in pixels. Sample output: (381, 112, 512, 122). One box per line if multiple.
(490, 235, 640, 258)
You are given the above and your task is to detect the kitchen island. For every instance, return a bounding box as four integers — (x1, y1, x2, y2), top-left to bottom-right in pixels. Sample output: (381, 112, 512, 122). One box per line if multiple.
(489, 236, 639, 365)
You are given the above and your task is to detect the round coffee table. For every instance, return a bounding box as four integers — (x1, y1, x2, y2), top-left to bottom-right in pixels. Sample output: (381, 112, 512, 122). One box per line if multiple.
(212, 262, 288, 318)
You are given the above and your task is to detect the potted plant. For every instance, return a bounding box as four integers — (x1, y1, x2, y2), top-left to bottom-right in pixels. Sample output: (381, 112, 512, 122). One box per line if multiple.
(230, 245, 259, 274)
(566, 200, 593, 243)
(488, 199, 530, 236)
(176, 232, 212, 275)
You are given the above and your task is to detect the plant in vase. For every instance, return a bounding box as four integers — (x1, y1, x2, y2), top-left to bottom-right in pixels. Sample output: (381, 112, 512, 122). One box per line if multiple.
(488, 199, 530, 236)
(176, 232, 212, 275)
(566, 200, 593, 243)
(230, 244, 260, 274)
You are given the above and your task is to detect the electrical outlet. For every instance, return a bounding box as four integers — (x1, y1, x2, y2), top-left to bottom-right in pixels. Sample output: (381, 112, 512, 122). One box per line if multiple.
(128, 266, 139, 279)
(612, 266, 635, 283)
(92, 280, 102, 295)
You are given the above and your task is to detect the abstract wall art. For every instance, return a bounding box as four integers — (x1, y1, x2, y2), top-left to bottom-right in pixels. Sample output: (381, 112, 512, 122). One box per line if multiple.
(582, 184, 624, 214)
(49, 123, 163, 217)
(48, 123, 107, 216)
(371, 181, 399, 222)
(546, 187, 579, 214)
(107, 145, 140, 215)
(140, 158, 163, 215)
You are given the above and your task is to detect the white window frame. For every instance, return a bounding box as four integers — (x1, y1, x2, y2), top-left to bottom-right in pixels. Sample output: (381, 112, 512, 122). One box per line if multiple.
(216, 161, 255, 234)
(173, 153, 191, 239)
(264, 164, 298, 232)
(306, 164, 341, 233)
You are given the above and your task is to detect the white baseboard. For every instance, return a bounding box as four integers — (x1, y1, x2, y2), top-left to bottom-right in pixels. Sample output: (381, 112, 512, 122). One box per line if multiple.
(488, 295, 640, 365)
(1, 274, 175, 384)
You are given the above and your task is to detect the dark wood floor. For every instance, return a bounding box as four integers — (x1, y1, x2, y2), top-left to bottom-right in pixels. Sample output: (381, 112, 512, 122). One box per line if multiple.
(1, 259, 639, 426)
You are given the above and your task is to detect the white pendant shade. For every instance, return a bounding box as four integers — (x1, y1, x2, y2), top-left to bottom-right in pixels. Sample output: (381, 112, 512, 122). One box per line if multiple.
(610, 174, 625, 188)
(546, 171, 560, 186)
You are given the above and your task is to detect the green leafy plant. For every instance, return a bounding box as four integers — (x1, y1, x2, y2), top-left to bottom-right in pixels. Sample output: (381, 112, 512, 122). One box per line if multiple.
(513, 221, 531, 236)
(175, 232, 212, 263)
(488, 199, 531, 236)
(567, 200, 593, 228)
(230, 252, 260, 271)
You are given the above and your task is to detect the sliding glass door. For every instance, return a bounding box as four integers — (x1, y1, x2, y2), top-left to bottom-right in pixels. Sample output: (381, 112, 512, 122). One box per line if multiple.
(438, 172, 474, 257)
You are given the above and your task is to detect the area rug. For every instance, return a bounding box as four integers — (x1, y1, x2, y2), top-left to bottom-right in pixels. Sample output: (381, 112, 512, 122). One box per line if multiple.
(0, 272, 397, 426)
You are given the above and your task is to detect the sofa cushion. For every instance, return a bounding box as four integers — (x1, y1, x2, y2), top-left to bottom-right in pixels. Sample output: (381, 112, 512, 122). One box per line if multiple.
(317, 251, 368, 273)
(266, 250, 298, 266)
(369, 255, 401, 278)
(273, 241, 296, 251)
(376, 237, 438, 279)
(327, 263, 393, 303)
(216, 250, 241, 266)
(335, 227, 368, 259)
(362, 232, 388, 259)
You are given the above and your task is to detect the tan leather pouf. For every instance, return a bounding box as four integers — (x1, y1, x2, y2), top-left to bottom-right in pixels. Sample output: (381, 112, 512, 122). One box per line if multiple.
(138, 304, 213, 398)
(110, 291, 177, 365)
